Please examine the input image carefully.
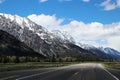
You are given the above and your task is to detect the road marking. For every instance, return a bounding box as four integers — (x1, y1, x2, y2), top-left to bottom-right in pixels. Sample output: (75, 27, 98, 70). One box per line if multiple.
(99, 64, 119, 80)
(0, 75, 19, 80)
(103, 68, 119, 80)
(74, 72, 79, 75)
(68, 71, 81, 80)
(16, 69, 60, 80)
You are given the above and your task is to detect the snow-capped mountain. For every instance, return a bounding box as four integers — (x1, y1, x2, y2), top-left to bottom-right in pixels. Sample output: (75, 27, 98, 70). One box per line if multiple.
(0, 13, 99, 59)
(0, 13, 54, 56)
(99, 47, 120, 59)
(0, 13, 120, 60)
(77, 43, 120, 59)
(77, 43, 112, 59)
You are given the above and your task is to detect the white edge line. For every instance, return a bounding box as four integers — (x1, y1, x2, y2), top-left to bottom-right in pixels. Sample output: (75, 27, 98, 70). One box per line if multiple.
(103, 68, 119, 80)
(100, 64, 119, 80)
(0, 75, 19, 80)
(16, 69, 60, 80)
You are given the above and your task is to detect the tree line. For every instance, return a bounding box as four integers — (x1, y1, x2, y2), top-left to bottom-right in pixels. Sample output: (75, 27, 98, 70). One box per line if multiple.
(0, 56, 117, 63)
(0, 56, 83, 63)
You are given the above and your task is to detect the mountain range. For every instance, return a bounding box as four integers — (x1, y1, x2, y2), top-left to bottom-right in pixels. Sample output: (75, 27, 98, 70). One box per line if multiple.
(0, 13, 120, 60)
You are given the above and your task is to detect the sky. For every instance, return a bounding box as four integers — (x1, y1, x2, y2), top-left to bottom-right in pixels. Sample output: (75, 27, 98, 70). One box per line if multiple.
(0, 0, 120, 51)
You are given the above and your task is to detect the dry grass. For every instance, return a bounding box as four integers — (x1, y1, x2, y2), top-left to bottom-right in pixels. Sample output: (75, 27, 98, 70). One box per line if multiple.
(0, 62, 78, 72)
(103, 62, 120, 70)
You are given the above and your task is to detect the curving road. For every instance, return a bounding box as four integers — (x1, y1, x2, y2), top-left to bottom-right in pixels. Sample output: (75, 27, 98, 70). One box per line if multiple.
(0, 63, 119, 80)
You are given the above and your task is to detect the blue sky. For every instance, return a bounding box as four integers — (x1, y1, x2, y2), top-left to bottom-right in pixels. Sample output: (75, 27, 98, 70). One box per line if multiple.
(0, 0, 120, 24)
(0, 0, 120, 51)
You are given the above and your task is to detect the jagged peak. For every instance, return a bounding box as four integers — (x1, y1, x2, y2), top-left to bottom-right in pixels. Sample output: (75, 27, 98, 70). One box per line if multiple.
(0, 13, 37, 29)
(0, 13, 24, 22)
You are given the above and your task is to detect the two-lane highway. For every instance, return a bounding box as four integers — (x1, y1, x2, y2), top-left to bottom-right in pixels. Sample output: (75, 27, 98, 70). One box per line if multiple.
(0, 63, 119, 80)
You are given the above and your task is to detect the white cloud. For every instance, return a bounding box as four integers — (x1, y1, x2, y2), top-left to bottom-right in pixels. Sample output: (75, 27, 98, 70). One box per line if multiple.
(39, 0, 48, 3)
(27, 14, 64, 30)
(62, 21, 120, 51)
(82, 0, 90, 3)
(28, 14, 120, 51)
(100, 0, 120, 11)
(107, 36, 120, 51)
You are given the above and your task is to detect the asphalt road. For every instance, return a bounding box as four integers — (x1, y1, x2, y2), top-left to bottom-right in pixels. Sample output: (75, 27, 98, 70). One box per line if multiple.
(0, 63, 119, 80)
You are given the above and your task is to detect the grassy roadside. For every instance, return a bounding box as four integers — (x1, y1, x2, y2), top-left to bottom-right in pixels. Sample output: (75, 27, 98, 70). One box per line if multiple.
(0, 62, 79, 72)
(2, 61, 120, 72)
(103, 62, 120, 70)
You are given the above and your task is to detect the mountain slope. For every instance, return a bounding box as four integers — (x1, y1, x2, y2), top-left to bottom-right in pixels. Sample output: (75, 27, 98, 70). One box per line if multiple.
(0, 30, 44, 57)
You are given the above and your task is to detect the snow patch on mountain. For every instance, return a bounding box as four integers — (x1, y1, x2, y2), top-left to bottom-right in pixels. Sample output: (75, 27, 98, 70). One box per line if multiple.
(52, 30, 75, 44)
(77, 42, 96, 50)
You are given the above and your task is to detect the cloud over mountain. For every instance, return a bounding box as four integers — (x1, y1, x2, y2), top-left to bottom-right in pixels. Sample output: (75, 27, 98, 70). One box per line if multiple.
(28, 14, 120, 51)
